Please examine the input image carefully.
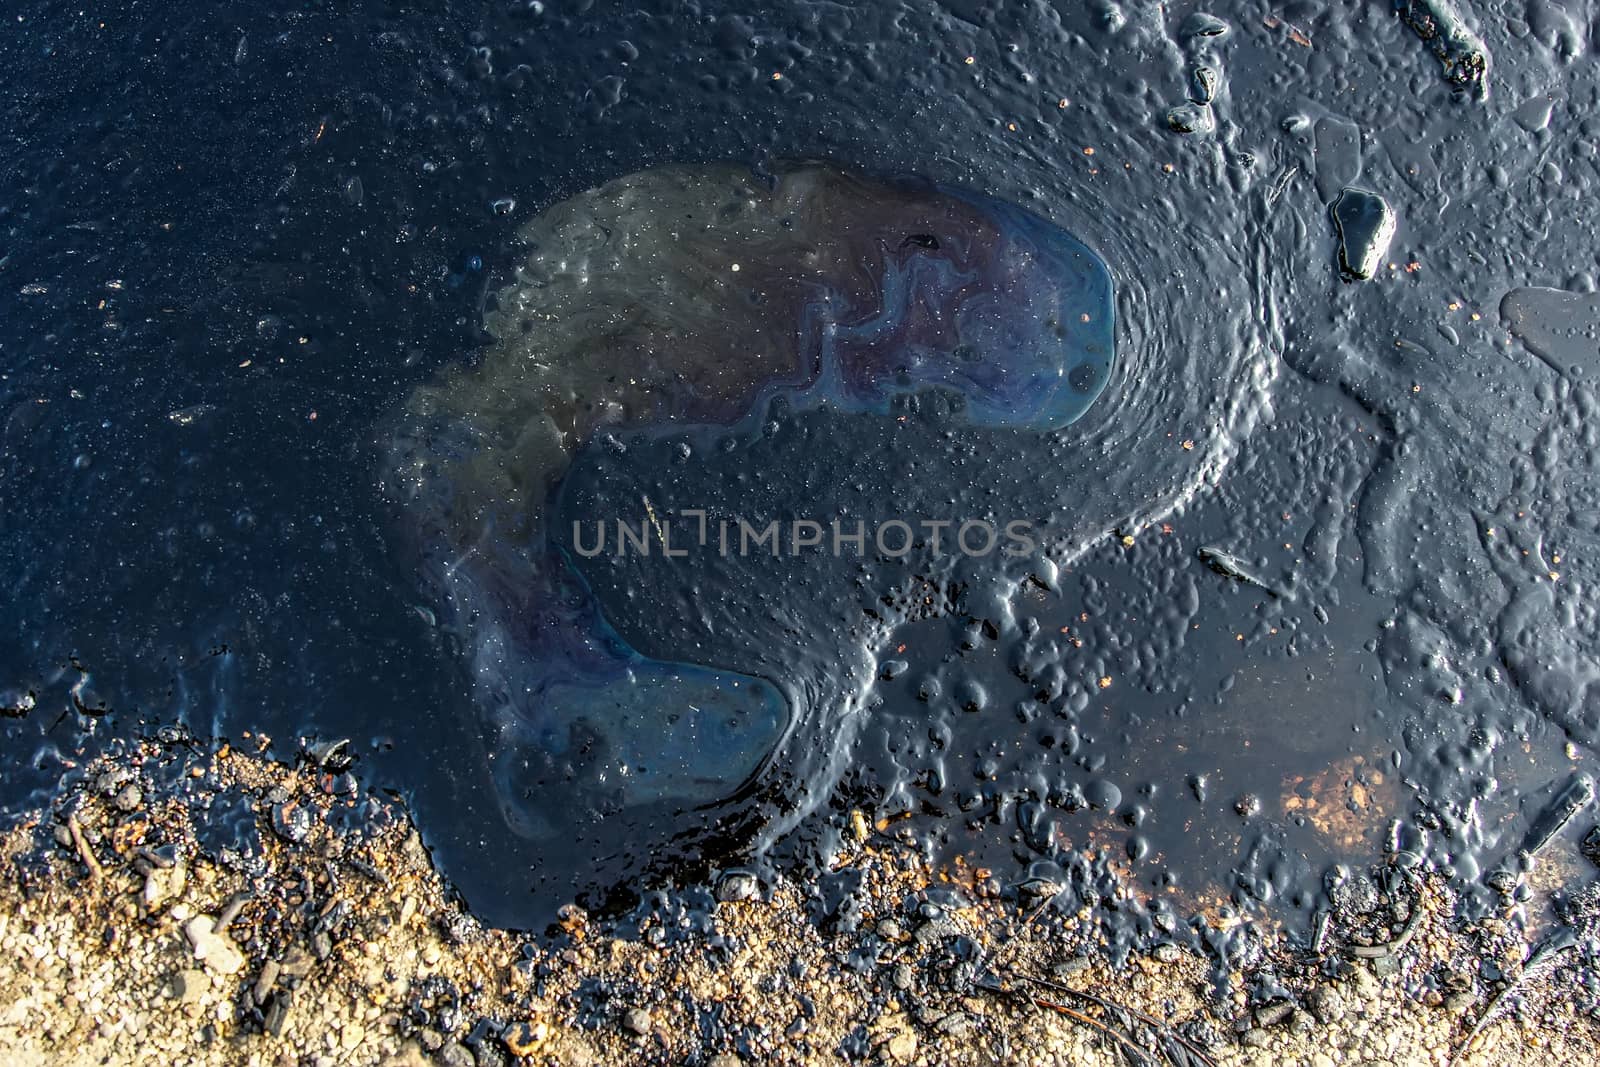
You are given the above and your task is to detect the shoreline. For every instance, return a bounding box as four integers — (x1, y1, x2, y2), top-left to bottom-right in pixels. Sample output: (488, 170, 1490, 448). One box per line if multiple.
(0, 736, 1595, 1066)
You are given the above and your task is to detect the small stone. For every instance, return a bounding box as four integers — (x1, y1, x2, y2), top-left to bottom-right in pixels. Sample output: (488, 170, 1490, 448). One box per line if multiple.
(1240, 1028, 1270, 1049)
(184, 916, 245, 976)
(1051, 955, 1092, 979)
(1330, 187, 1397, 282)
(1255, 1001, 1293, 1028)
(1152, 943, 1181, 963)
(1331, 873, 1380, 916)
(312, 930, 333, 960)
(263, 990, 292, 1037)
(1580, 825, 1600, 867)
(1351, 965, 1380, 999)
(886, 1029, 918, 1062)
(113, 784, 142, 812)
(142, 861, 186, 911)
(622, 1007, 652, 1036)
(891, 963, 913, 990)
(1188, 65, 1219, 104)
(1309, 984, 1346, 1024)
(1167, 102, 1216, 135)
(714, 872, 759, 904)
(1180, 12, 1230, 39)
(271, 801, 313, 844)
(934, 1011, 972, 1037)
(707, 1055, 743, 1067)
(438, 1042, 473, 1067)
(1018, 878, 1062, 900)
(252, 960, 281, 1007)
(503, 1019, 549, 1057)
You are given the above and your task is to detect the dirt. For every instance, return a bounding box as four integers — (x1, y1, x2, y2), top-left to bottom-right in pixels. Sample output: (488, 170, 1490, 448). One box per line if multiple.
(0, 737, 1595, 1066)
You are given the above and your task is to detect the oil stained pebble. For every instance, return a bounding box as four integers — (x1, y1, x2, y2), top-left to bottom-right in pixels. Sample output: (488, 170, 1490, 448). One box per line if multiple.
(1512, 94, 1557, 133)
(271, 801, 313, 844)
(1329, 188, 1396, 281)
(1167, 103, 1216, 135)
(1391, 0, 1490, 95)
(1582, 826, 1600, 867)
(1085, 779, 1121, 811)
(1180, 12, 1230, 39)
(714, 871, 759, 903)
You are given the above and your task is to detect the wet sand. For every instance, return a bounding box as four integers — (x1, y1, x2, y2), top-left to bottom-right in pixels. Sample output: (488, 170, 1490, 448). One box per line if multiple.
(0, 738, 1594, 1066)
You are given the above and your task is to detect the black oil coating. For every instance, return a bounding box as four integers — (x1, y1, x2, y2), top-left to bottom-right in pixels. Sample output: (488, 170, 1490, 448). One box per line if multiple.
(0, 1, 1597, 943)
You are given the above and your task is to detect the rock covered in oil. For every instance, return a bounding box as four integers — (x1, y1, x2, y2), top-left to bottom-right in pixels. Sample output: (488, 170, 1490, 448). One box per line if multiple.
(1330, 187, 1396, 281)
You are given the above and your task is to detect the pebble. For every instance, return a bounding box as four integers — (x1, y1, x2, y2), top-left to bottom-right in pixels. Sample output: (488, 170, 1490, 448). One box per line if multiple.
(714, 872, 759, 904)
(502, 1019, 548, 1056)
(1255, 1001, 1293, 1027)
(1051, 955, 1092, 979)
(622, 1007, 652, 1035)
(1309, 983, 1347, 1024)
(142, 862, 186, 911)
(271, 801, 313, 844)
(1167, 103, 1216, 135)
(253, 959, 281, 1006)
(263, 991, 291, 1037)
(1330, 187, 1396, 281)
(1180, 12, 1230, 39)
(183, 915, 245, 976)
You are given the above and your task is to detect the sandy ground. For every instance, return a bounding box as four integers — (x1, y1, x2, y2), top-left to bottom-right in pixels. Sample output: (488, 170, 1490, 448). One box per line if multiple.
(0, 737, 1595, 1067)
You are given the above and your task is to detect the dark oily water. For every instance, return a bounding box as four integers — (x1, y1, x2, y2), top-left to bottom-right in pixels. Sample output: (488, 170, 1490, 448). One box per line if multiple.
(382, 163, 1120, 838)
(0, 1, 1596, 941)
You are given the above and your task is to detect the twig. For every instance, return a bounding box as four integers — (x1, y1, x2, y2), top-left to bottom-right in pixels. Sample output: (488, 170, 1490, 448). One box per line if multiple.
(1343, 902, 1424, 959)
(1009, 971, 1217, 1067)
(1020, 990, 1155, 1065)
(65, 815, 103, 884)
(215, 891, 252, 933)
(1448, 931, 1576, 1066)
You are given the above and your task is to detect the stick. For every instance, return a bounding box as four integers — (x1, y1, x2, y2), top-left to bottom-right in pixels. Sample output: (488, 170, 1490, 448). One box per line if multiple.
(1012, 972, 1217, 1067)
(1025, 992, 1155, 1065)
(65, 815, 103, 884)
(1448, 932, 1576, 1066)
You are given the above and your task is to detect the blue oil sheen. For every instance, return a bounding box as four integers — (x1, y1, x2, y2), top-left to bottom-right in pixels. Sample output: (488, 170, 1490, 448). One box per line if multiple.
(387, 163, 1118, 848)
